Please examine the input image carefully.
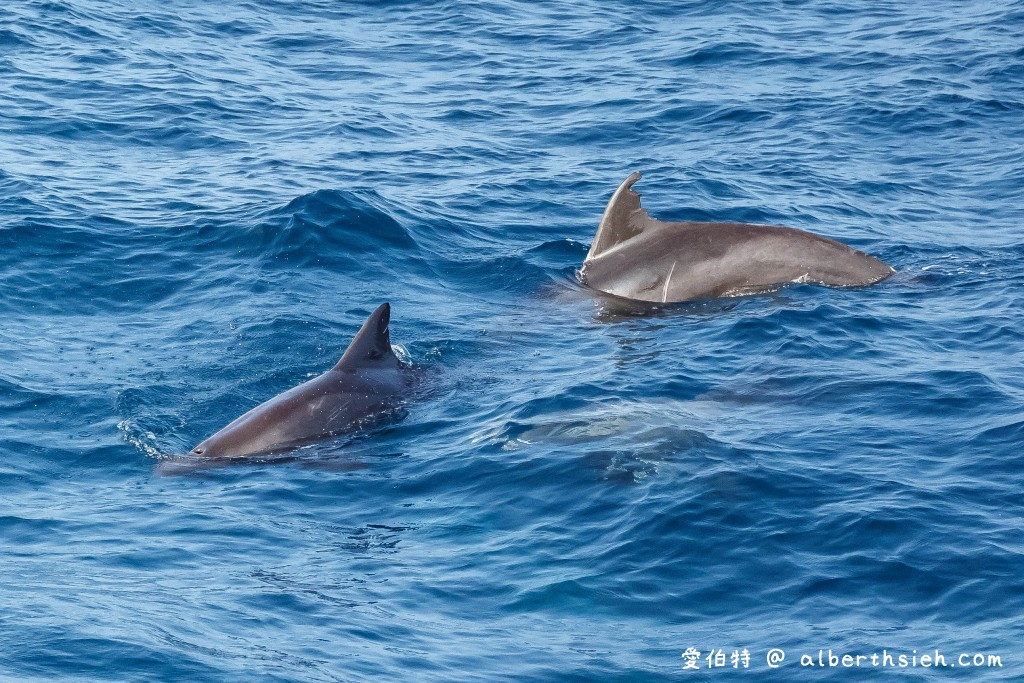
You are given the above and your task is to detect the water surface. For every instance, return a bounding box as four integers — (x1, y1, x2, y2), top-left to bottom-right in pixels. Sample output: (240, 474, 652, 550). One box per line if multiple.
(1, 1, 1022, 680)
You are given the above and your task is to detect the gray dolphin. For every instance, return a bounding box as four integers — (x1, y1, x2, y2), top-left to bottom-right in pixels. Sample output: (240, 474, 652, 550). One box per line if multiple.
(190, 302, 412, 459)
(579, 171, 895, 303)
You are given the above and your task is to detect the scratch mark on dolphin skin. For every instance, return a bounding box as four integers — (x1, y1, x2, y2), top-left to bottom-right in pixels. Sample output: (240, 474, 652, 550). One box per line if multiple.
(661, 260, 677, 303)
(327, 400, 353, 426)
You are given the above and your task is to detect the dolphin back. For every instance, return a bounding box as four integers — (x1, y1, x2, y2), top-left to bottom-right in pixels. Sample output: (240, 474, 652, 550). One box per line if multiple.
(189, 302, 408, 459)
(582, 172, 895, 302)
(768, 227, 895, 288)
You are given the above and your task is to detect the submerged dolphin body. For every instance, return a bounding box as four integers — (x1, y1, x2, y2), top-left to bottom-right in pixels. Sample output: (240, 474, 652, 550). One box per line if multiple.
(190, 303, 412, 459)
(579, 172, 895, 303)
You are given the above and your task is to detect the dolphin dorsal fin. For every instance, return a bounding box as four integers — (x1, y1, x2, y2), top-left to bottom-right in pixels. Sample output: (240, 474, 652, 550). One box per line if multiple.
(334, 302, 399, 370)
(586, 171, 654, 260)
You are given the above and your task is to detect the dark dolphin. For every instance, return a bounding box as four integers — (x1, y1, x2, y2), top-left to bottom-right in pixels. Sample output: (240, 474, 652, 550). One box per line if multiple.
(190, 302, 413, 459)
(579, 171, 895, 303)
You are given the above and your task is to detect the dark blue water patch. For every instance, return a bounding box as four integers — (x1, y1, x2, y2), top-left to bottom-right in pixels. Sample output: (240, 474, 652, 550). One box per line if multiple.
(71, 47, 125, 66)
(253, 189, 422, 270)
(7, 633, 223, 683)
(3, 104, 246, 152)
(123, 12, 199, 39)
(443, 253, 556, 296)
(24, 4, 108, 42)
(257, 31, 354, 53)
(0, 186, 440, 317)
(970, 417, 1024, 452)
(0, 219, 208, 316)
(525, 239, 590, 285)
(0, 27, 33, 50)
(671, 42, 771, 68)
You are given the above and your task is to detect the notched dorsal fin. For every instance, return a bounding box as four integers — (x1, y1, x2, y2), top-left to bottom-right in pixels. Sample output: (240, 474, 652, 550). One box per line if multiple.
(586, 171, 654, 260)
(334, 302, 398, 369)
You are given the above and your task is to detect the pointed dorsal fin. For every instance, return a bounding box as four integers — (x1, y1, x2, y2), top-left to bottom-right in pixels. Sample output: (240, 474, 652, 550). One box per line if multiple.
(586, 171, 654, 260)
(334, 302, 399, 370)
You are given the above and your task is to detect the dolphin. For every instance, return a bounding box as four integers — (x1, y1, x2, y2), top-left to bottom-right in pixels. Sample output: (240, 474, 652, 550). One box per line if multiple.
(579, 171, 895, 303)
(189, 302, 413, 459)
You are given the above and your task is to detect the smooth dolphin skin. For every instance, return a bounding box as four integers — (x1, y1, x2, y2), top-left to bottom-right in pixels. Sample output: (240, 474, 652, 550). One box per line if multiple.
(579, 171, 895, 303)
(190, 302, 411, 459)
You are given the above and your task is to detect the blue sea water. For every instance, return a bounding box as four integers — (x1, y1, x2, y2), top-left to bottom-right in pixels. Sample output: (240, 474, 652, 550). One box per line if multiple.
(1, 0, 1023, 680)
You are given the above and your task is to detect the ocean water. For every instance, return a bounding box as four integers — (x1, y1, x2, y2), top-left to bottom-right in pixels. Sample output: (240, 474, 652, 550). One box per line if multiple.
(1, 0, 1022, 680)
